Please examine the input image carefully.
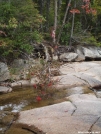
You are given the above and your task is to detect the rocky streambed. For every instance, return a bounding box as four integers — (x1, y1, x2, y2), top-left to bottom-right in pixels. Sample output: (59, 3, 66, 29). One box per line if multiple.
(1, 61, 101, 134)
(0, 86, 68, 134)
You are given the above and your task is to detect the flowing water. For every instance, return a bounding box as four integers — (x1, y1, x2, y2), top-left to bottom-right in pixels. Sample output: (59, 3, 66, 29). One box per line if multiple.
(0, 84, 93, 134)
(0, 86, 67, 134)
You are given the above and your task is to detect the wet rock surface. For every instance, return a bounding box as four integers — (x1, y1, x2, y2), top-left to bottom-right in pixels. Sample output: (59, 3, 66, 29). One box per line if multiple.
(1, 61, 101, 134)
(11, 77, 39, 88)
(0, 86, 67, 134)
(0, 86, 12, 93)
(12, 94, 101, 134)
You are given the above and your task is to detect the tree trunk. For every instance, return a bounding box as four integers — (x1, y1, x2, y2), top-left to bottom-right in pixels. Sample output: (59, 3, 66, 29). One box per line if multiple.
(69, 0, 76, 46)
(57, 0, 71, 44)
(54, 0, 58, 44)
(46, 0, 50, 31)
(69, 13, 75, 46)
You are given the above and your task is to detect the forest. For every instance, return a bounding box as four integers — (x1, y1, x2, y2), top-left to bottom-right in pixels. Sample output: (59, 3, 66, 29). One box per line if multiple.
(0, 0, 101, 62)
(1, 1, 101, 133)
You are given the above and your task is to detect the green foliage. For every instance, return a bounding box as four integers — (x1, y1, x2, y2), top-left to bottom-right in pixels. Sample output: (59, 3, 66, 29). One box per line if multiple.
(84, 36, 101, 46)
(9, 17, 18, 28)
(0, 0, 45, 60)
(0, 0, 101, 61)
(60, 23, 71, 45)
(86, 36, 97, 44)
(32, 30, 43, 43)
(91, 0, 101, 14)
(74, 32, 101, 46)
(74, 21, 82, 34)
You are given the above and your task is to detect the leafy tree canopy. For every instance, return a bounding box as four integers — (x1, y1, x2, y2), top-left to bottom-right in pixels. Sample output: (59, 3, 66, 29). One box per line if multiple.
(0, 0, 45, 61)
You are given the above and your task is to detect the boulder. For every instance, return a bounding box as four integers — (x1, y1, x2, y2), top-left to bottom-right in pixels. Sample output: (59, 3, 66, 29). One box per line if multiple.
(0, 86, 12, 93)
(97, 47, 101, 55)
(11, 77, 39, 87)
(94, 90, 101, 98)
(0, 62, 10, 82)
(82, 46, 101, 59)
(74, 45, 85, 61)
(13, 94, 101, 134)
(74, 73, 101, 89)
(57, 45, 101, 61)
(53, 73, 101, 90)
(11, 58, 35, 69)
(10, 59, 40, 81)
(59, 52, 78, 62)
(11, 80, 30, 87)
(53, 55, 58, 61)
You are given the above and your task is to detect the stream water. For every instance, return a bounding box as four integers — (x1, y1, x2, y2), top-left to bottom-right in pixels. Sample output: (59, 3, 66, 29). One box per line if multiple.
(0, 86, 67, 134)
(0, 87, 66, 134)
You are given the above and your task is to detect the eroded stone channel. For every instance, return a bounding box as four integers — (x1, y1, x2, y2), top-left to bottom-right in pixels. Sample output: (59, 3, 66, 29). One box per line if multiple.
(0, 85, 93, 134)
(0, 86, 68, 134)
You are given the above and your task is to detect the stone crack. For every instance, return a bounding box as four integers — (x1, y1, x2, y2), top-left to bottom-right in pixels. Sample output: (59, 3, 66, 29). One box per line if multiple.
(22, 125, 46, 134)
(70, 101, 77, 116)
(22, 127, 38, 134)
(73, 74, 93, 90)
(88, 116, 101, 133)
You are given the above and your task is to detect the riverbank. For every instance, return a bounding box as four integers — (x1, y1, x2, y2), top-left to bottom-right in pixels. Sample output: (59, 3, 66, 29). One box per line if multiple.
(0, 61, 101, 134)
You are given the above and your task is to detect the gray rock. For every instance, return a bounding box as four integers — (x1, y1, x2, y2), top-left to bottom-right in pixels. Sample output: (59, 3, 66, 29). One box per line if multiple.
(11, 58, 35, 69)
(0, 86, 12, 93)
(60, 52, 78, 61)
(94, 90, 101, 98)
(82, 46, 95, 58)
(11, 80, 30, 87)
(11, 77, 39, 87)
(67, 94, 101, 116)
(82, 46, 101, 59)
(53, 55, 58, 61)
(53, 74, 87, 89)
(75, 46, 85, 61)
(66, 86, 92, 96)
(97, 47, 101, 55)
(53, 72, 101, 90)
(0, 62, 10, 82)
(59, 62, 101, 81)
(15, 94, 101, 134)
(92, 117, 101, 132)
(56, 45, 101, 61)
(57, 45, 101, 61)
(74, 73, 101, 89)
(10, 58, 40, 81)
(89, 46, 101, 59)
